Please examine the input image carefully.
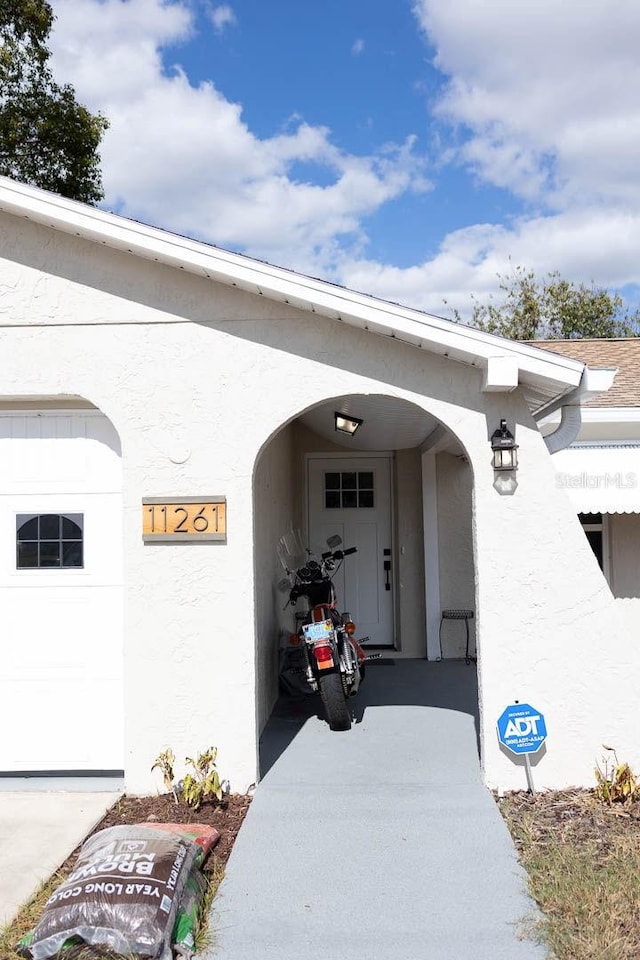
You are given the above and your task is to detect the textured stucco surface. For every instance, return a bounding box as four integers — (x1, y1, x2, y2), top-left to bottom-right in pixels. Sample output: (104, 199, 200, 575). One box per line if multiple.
(394, 447, 426, 656)
(1, 212, 639, 793)
(253, 423, 295, 738)
(436, 452, 476, 657)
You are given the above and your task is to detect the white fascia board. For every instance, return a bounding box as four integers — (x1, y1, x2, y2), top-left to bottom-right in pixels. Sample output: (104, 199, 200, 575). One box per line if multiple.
(541, 407, 640, 425)
(0, 177, 585, 397)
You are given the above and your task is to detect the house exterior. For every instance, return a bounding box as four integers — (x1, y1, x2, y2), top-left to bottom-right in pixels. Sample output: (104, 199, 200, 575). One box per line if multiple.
(0, 175, 638, 796)
(537, 339, 640, 602)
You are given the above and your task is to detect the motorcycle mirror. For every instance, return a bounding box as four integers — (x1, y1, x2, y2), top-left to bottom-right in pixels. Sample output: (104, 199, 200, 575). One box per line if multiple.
(326, 534, 342, 549)
(277, 577, 291, 593)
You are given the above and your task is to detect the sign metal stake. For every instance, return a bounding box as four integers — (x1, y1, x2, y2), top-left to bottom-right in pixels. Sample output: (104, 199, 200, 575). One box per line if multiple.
(523, 753, 536, 795)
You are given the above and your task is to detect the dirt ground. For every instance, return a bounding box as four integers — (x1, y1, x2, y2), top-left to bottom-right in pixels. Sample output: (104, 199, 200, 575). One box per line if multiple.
(499, 787, 640, 850)
(90, 792, 252, 876)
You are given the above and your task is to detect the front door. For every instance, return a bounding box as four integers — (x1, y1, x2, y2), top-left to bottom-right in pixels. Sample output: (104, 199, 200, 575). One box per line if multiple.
(307, 456, 394, 647)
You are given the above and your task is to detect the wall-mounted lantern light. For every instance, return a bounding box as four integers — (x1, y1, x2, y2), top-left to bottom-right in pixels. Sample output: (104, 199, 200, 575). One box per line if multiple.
(491, 419, 518, 471)
(334, 412, 363, 436)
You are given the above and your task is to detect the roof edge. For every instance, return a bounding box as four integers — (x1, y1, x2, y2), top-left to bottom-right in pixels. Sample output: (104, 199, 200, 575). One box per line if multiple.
(0, 176, 587, 397)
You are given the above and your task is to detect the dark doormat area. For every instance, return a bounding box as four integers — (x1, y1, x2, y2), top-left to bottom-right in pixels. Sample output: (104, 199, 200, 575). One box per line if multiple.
(367, 657, 396, 666)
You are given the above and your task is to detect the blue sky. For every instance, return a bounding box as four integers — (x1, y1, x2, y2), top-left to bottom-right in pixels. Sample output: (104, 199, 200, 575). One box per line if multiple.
(49, 0, 640, 317)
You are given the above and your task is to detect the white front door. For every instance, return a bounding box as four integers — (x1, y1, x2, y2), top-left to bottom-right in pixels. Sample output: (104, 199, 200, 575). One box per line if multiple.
(307, 456, 395, 647)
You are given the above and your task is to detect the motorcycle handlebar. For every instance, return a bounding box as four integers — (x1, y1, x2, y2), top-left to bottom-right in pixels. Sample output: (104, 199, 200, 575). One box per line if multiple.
(321, 546, 357, 560)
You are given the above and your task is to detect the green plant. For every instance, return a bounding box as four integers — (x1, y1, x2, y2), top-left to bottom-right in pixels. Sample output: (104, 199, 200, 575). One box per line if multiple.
(182, 747, 223, 810)
(151, 747, 178, 803)
(594, 745, 640, 805)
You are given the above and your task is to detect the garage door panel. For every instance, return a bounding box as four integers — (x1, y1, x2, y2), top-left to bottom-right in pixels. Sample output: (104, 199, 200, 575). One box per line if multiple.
(0, 411, 123, 773)
(0, 678, 124, 770)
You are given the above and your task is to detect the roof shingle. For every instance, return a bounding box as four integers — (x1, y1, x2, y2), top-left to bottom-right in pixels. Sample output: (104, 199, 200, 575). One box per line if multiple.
(534, 339, 640, 407)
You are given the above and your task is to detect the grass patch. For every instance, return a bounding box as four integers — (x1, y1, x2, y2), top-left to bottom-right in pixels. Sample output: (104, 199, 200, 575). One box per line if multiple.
(0, 869, 68, 958)
(500, 790, 640, 960)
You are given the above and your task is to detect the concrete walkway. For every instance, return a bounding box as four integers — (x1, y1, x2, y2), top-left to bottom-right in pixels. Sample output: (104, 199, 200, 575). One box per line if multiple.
(0, 790, 120, 926)
(206, 660, 546, 960)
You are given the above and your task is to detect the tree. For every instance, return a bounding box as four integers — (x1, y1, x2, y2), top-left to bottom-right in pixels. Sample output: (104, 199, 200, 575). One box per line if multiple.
(0, 0, 107, 203)
(449, 265, 640, 340)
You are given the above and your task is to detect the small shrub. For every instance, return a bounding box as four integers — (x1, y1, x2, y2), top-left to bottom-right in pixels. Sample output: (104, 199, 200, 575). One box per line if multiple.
(594, 745, 640, 804)
(182, 747, 223, 810)
(151, 747, 178, 803)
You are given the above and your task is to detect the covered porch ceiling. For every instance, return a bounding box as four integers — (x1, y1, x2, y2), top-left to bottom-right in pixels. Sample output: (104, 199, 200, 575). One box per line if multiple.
(300, 395, 464, 454)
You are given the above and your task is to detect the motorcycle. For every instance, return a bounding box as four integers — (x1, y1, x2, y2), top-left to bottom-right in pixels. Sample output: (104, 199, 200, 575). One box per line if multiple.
(277, 530, 378, 731)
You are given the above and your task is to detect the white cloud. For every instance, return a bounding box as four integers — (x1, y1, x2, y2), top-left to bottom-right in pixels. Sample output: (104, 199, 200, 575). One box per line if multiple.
(49, 0, 428, 274)
(45, 0, 640, 318)
(351, 38, 365, 56)
(338, 206, 640, 318)
(335, 1, 640, 317)
(209, 4, 236, 34)
(412, 0, 640, 211)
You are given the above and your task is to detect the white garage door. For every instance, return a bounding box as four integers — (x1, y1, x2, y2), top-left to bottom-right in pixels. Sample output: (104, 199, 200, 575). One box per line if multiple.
(0, 411, 124, 773)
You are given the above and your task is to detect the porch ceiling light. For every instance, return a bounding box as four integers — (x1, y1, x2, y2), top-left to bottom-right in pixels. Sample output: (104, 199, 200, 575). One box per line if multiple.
(334, 412, 363, 436)
(491, 419, 518, 471)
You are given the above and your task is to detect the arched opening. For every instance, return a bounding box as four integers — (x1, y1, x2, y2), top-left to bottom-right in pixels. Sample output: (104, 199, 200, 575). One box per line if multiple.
(252, 393, 478, 760)
(0, 399, 124, 778)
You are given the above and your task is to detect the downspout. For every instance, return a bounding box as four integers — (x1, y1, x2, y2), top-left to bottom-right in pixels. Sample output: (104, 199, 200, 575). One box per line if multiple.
(544, 405, 583, 454)
(535, 365, 617, 454)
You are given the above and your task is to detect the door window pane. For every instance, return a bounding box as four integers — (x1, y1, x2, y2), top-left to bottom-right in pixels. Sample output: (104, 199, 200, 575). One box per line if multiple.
(324, 471, 375, 509)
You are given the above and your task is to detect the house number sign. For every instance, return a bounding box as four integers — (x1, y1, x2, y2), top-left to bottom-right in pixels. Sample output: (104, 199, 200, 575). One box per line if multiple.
(142, 497, 226, 543)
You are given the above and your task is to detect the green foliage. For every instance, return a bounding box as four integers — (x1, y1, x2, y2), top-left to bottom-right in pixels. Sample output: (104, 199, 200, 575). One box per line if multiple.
(0, 0, 107, 202)
(182, 747, 223, 810)
(448, 264, 640, 341)
(594, 746, 640, 805)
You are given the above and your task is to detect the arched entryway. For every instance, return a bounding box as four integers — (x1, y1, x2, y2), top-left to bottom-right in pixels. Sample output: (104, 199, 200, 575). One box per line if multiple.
(0, 401, 124, 775)
(252, 393, 478, 744)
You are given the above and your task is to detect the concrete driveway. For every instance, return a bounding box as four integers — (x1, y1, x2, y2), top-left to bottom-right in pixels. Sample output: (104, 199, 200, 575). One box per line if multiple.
(0, 790, 120, 926)
(206, 660, 546, 960)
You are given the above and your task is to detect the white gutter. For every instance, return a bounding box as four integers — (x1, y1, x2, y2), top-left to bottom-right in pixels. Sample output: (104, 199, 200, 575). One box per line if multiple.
(537, 366, 617, 453)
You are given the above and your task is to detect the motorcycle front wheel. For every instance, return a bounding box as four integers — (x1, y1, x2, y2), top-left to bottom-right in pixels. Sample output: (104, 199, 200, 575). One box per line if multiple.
(318, 673, 352, 731)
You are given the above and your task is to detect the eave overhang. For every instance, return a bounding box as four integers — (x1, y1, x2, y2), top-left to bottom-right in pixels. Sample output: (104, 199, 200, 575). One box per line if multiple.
(0, 176, 593, 413)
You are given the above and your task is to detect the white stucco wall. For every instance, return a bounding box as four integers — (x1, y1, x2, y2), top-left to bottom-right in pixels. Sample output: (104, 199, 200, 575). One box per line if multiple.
(436, 453, 476, 658)
(395, 448, 426, 657)
(253, 423, 295, 736)
(2, 211, 639, 795)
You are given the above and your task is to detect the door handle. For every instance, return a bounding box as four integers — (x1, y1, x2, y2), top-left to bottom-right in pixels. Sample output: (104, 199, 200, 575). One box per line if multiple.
(383, 549, 391, 591)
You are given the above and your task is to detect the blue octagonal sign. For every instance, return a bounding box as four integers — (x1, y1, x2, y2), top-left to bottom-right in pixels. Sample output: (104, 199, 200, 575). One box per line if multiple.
(497, 703, 547, 755)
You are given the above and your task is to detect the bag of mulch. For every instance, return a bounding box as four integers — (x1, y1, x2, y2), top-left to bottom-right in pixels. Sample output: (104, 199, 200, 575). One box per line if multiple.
(16, 825, 200, 960)
(138, 824, 218, 959)
(139, 822, 220, 867)
(172, 864, 209, 959)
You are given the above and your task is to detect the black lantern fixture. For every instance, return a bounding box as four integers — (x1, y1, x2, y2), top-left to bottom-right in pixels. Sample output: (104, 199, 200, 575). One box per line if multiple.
(491, 419, 518, 471)
(334, 412, 363, 436)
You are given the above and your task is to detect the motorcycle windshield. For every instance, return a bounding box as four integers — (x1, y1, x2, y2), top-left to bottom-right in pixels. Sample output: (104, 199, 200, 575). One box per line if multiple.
(277, 528, 308, 573)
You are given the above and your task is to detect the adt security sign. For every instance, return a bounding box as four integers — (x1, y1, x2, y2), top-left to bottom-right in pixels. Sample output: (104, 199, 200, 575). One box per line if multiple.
(497, 703, 547, 755)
